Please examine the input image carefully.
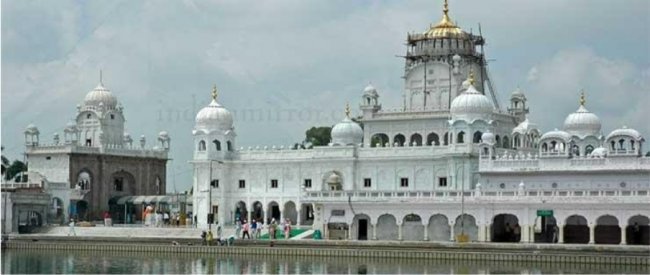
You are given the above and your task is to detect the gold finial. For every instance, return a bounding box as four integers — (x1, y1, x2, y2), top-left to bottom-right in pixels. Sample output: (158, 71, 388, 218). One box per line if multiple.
(579, 90, 585, 106)
(443, 0, 449, 16)
(345, 102, 351, 118)
(211, 84, 218, 100)
(468, 69, 475, 86)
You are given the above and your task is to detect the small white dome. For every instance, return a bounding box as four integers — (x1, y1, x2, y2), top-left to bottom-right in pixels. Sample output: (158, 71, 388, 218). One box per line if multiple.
(158, 131, 169, 138)
(363, 84, 378, 97)
(606, 126, 642, 141)
(513, 117, 537, 134)
(326, 173, 341, 184)
(25, 124, 39, 134)
(540, 128, 572, 141)
(450, 84, 493, 121)
(590, 147, 608, 157)
(563, 94, 601, 138)
(64, 121, 78, 133)
(481, 131, 495, 144)
(331, 116, 363, 146)
(511, 87, 526, 99)
(195, 99, 234, 132)
(84, 83, 118, 109)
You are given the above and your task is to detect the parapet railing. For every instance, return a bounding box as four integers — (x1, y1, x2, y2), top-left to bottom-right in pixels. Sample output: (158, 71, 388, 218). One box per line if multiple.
(1, 182, 43, 190)
(303, 189, 650, 202)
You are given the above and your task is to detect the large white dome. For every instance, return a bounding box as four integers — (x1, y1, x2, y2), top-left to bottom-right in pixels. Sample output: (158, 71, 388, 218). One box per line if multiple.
(450, 84, 493, 121)
(331, 108, 363, 146)
(84, 83, 118, 109)
(195, 99, 233, 132)
(563, 105, 601, 137)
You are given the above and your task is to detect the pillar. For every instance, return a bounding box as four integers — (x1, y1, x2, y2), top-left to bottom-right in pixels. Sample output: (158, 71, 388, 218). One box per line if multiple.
(589, 225, 595, 244)
(398, 223, 403, 241)
(521, 225, 529, 243)
(423, 224, 429, 241)
(621, 226, 627, 245)
(296, 210, 302, 226)
(372, 223, 377, 240)
(247, 210, 252, 223)
(449, 223, 455, 242)
(558, 224, 565, 243)
(486, 224, 491, 242)
(264, 208, 270, 224)
(348, 223, 353, 240)
(478, 225, 485, 242)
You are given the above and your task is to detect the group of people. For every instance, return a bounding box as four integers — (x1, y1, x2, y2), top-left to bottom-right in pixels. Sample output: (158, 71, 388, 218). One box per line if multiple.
(234, 218, 293, 240)
(200, 225, 235, 246)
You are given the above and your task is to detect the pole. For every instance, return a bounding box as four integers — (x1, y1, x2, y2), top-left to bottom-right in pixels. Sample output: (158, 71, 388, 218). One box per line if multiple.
(209, 160, 212, 230)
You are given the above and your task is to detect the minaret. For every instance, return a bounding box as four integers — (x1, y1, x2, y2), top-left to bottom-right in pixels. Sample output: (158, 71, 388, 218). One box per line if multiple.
(508, 86, 529, 123)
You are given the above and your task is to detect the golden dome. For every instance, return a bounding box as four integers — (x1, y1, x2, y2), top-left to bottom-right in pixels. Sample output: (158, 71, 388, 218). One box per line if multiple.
(423, 0, 467, 38)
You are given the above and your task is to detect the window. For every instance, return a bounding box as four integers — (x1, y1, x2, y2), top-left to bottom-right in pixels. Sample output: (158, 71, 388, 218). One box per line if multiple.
(551, 182, 558, 188)
(238, 180, 245, 189)
(110, 114, 115, 120)
(438, 177, 447, 187)
(400, 178, 409, 187)
(271, 179, 278, 188)
(620, 182, 626, 188)
(304, 179, 312, 188)
(210, 179, 219, 188)
(213, 140, 221, 151)
(363, 178, 372, 188)
(198, 140, 206, 151)
(46, 156, 51, 160)
(86, 114, 91, 119)
(227, 141, 233, 151)
(499, 183, 506, 189)
(114, 177, 124, 191)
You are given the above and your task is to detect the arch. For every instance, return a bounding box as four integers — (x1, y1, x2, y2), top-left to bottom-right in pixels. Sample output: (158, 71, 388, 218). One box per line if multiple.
(595, 215, 620, 244)
(198, 140, 206, 151)
(227, 141, 233, 151)
(585, 145, 595, 155)
(352, 214, 371, 240)
(495, 135, 501, 148)
(410, 133, 423, 146)
(502, 136, 510, 149)
(75, 200, 89, 221)
(626, 215, 650, 245)
(427, 214, 450, 242)
(76, 170, 92, 190)
(455, 214, 478, 242)
(267, 201, 280, 224)
(234, 201, 248, 223)
(370, 133, 389, 148)
(376, 214, 398, 240)
(456, 131, 465, 144)
(491, 214, 520, 242)
(443, 132, 449, 145)
(393, 134, 406, 147)
(564, 215, 589, 244)
(533, 216, 558, 243)
(251, 201, 264, 222)
(571, 144, 580, 156)
(541, 143, 548, 152)
(300, 203, 314, 226)
(283, 201, 297, 225)
(213, 139, 221, 151)
(426, 133, 440, 146)
(473, 131, 483, 144)
(402, 214, 424, 241)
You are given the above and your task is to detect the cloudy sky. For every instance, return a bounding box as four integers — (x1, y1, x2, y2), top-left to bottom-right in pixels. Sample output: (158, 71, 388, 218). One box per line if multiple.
(2, 0, 649, 191)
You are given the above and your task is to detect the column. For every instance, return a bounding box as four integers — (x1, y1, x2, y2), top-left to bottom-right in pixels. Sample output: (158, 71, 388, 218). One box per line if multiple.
(372, 224, 377, 240)
(449, 223, 455, 242)
(398, 223, 403, 241)
(478, 225, 485, 242)
(558, 225, 565, 244)
(264, 209, 270, 225)
(620, 227, 627, 245)
(348, 223, 353, 240)
(486, 224, 491, 242)
(247, 210, 252, 223)
(296, 209, 302, 226)
(423, 225, 429, 241)
(589, 225, 595, 244)
(521, 225, 529, 243)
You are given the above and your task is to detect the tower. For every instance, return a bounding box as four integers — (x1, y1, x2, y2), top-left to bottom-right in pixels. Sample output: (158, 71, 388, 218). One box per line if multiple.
(360, 84, 381, 119)
(508, 87, 528, 123)
(75, 72, 125, 148)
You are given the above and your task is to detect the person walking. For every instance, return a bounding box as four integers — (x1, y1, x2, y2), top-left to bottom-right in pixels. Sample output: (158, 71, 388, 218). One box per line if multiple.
(250, 219, 257, 239)
(242, 220, 250, 239)
(68, 219, 76, 236)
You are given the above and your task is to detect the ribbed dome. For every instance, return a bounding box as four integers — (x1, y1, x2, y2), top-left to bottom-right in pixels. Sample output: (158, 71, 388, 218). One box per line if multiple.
(195, 99, 233, 132)
(563, 105, 601, 137)
(423, 1, 468, 39)
(25, 124, 39, 135)
(84, 83, 118, 109)
(481, 131, 495, 144)
(450, 84, 493, 121)
(606, 126, 642, 140)
(331, 116, 363, 146)
(363, 84, 378, 97)
(540, 129, 571, 141)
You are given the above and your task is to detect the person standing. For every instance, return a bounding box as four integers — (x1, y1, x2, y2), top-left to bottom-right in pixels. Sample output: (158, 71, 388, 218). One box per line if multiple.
(270, 219, 277, 239)
(207, 230, 214, 246)
(201, 231, 207, 246)
(163, 212, 170, 226)
(68, 219, 76, 236)
(284, 219, 291, 239)
(256, 221, 263, 239)
(242, 220, 250, 239)
(250, 219, 257, 239)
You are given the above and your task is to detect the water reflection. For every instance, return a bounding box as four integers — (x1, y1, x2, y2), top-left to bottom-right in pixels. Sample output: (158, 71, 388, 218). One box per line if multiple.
(2, 249, 647, 274)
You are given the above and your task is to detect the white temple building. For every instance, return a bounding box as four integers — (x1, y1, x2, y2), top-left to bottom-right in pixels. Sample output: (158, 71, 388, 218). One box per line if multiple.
(191, 1, 649, 245)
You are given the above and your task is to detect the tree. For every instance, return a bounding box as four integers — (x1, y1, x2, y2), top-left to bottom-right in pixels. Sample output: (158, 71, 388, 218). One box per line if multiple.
(303, 126, 332, 148)
(4, 160, 27, 181)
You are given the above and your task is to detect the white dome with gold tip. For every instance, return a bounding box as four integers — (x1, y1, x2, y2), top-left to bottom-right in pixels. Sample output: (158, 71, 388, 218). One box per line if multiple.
(195, 86, 234, 132)
(331, 104, 363, 146)
(563, 92, 601, 137)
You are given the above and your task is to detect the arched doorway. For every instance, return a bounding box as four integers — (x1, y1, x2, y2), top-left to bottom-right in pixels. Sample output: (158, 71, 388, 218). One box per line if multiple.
(251, 201, 264, 222)
(75, 200, 89, 221)
(352, 214, 371, 240)
(376, 214, 398, 240)
(283, 201, 297, 225)
(300, 203, 314, 225)
(234, 201, 247, 223)
(455, 214, 478, 242)
(393, 134, 406, 147)
(427, 214, 450, 241)
(473, 131, 483, 143)
(370, 133, 389, 147)
(267, 201, 280, 224)
(564, 215, 589, 244)
(402, 214, 424, 241)
(534, 216, 558, 243)
(626, 215, 650, 245)
(110, 171, 136, 196)
(595, 215, 621, 244)
(491, 214, 520, 242)
(427, 133, 440, 146)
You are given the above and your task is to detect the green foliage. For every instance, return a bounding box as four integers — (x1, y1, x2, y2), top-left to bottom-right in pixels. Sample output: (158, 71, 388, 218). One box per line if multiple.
(646, 151, 650, 157)
(304, 126, 332, 148)
(4, 160, 27, 181)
